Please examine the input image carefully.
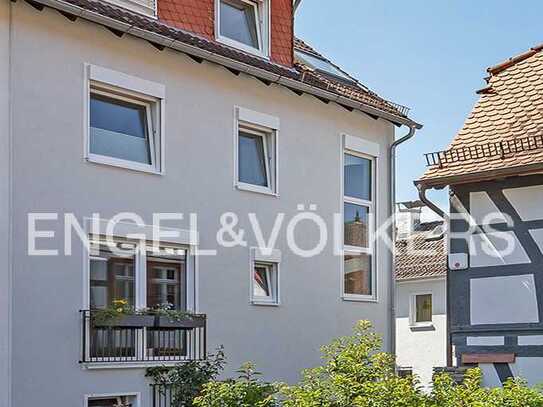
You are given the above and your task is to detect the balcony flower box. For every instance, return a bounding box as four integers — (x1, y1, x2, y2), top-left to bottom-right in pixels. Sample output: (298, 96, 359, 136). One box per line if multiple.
(92, 314, 156, 328)
(154, 315, 206, 329)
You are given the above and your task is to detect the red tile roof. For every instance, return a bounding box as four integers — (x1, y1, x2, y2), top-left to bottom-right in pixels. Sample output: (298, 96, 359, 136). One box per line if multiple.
(395, 221, 447, 281)
(31, 0, 417, 125)
(419, 44, 543, 186)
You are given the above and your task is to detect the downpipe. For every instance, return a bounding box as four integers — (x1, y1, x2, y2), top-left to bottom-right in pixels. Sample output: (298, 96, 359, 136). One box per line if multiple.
(389, 124, 420, 358)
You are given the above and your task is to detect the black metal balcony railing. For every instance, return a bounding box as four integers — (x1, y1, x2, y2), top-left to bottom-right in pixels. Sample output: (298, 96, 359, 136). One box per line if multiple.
(151, 384, 176, 407)
(80, 310, 207, 364)
(424, 134, 543, 168)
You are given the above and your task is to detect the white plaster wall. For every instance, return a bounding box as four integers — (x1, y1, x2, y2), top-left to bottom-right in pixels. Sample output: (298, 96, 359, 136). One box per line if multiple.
(0, 2, 11, 407)
(396, 278, 447, 390)
(470, 275, 539, 325)
(9, 3, 396, 406)
(510, 358, 543, 387)
(503, 186, 543, 221)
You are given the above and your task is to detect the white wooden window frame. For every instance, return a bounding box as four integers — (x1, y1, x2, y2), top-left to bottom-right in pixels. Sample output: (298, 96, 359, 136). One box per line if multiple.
(103, 0, 157, 18)
(84, 392, 141, 407)
(84, 64, 165, 175)
(341, 134, 378, 302)
(234, 107, 279, 196)
(409, 292, 434, 328)
(81, 219, 198, 368)
(215, 0, 270, 58)
(250, 247, 281, 306)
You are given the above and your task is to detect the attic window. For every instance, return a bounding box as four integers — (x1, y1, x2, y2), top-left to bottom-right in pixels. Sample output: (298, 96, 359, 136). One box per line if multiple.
(216, 0, 269, 57)
(103, 0, 156, 17)
(295, 50, 355, 83)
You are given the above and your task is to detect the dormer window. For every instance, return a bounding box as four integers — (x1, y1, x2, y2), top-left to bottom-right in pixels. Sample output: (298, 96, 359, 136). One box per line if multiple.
(216, 0, 270, 57)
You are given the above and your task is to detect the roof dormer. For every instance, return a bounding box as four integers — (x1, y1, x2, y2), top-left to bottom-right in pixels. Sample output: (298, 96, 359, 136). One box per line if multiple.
(158, 0, 294, 66)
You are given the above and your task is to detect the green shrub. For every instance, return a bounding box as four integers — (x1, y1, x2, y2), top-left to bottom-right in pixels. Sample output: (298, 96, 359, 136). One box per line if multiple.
(193, 362, 278, 407)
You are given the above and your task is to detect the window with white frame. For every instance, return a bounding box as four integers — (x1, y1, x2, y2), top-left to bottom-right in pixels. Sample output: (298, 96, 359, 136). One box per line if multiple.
(88, 239, 189, 360)
(410, 293, 433, 326)
(216, 0, 270, 57)
(86, 65, 164, 174)
(343, 151, 375, 298)
(235, 107, 279, 195)
(87, 395, 136, 407)
(250, 248, 280, 305)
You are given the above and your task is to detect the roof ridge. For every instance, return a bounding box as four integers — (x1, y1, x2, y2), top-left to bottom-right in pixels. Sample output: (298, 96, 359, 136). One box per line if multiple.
(487, 43, 543, 75)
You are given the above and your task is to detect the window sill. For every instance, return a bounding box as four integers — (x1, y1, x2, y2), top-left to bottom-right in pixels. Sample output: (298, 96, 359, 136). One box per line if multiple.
(86, 155, 163, 176)
(81, 361, 181, 370)
(409, 323, 435, 331)
(236, 182, 278, 197)
(342, 295, 378, 303)
(216, 36, 269, 59)
(251, 299, 280, 307)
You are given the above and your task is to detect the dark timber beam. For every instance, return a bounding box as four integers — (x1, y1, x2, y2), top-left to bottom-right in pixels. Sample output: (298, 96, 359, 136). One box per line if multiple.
(106, 27, 124, 38)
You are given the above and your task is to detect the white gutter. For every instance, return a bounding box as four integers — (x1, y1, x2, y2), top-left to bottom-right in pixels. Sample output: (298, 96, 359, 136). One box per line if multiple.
(30, 0, 422, 129)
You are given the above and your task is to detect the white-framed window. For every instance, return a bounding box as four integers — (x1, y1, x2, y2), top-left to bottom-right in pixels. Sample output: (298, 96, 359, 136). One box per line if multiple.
(102, 0, 157, 18)
(250, 248, 280, 305)
(82, 218, 198, 365)
(215, 0, 270, 57)
(234, 107, 279, 196)
(86, 393, 139, 407)
(409, 293, 433, 327)
(342, 136, 377, 301)
(85, 65, 165, 175)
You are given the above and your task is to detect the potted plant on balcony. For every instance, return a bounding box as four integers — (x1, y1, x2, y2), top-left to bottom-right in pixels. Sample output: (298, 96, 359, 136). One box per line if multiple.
(92, 299, 156, 328)
(151, 303, 206, 329)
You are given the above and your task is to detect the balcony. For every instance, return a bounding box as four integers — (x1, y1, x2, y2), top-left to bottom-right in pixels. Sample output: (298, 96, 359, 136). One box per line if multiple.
(80, 310, 207, 365)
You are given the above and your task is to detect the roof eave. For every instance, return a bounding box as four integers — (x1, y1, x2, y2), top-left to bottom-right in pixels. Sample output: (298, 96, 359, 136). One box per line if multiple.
(30, 0, 421, 129)
(415, 162, 543, 189)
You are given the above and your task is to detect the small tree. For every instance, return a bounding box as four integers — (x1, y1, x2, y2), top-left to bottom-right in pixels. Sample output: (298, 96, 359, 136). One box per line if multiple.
(146, 346, 226, 406)
(281, 320, 428, 406)
(193, 362, 278, 407)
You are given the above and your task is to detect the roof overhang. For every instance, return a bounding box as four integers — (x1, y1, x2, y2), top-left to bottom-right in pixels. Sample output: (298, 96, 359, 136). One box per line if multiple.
(415, 162, 543, 189)
(23, 0, 422, 129)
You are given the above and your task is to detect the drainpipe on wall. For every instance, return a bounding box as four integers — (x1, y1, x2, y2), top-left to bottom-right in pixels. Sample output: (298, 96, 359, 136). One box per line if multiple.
(389, 124, 420, 357)
(417, 183, 452, 367)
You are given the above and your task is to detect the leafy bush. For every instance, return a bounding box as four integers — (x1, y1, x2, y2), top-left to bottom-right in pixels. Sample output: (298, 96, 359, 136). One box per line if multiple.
(146, 347, 226, 406)
(281, 320, 427, 407)
(193, 362, 278, 407)
(153, 321, 543, 406)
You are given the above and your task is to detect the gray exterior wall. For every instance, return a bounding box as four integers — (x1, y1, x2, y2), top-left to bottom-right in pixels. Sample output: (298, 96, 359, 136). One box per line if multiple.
(449, 174, 543, 386)
(0, 2, 11, 407)
(7, 2, 396, 405)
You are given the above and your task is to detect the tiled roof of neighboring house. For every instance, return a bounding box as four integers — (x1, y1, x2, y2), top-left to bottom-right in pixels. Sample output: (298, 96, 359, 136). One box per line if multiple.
(30, 0, 418, 126)
(395, 221, 447, 281)
(418, 44, 543, 186)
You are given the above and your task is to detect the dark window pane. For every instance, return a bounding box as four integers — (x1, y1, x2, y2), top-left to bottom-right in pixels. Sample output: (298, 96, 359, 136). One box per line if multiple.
(90, 93, 152, 164)
(344, 153, 371, 200)
(238, 131, 268, 187)
(416, 294, 432, 323)
(344, 203, 369, 248)
(344, 254, 371, 296)
(89, 244, 135, 309)
(220, 0, 259, 48)
(146, 251, 186, 310)
(254, 266, 271, 297)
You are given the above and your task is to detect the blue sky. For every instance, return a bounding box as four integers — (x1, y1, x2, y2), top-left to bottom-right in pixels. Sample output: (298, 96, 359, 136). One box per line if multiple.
(295, 0, 543, 210)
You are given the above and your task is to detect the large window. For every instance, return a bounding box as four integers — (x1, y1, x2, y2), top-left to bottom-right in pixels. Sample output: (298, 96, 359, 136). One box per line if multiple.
(88, 239, 187, 360)
(216, 0, 269, 56)
(86, 65, 164, 174)
(235, 107, 279, 195)
(343, 151, 375, 299)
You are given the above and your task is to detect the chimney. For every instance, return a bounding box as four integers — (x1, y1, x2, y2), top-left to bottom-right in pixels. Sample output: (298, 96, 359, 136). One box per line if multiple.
(396, 201, 423, 239)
